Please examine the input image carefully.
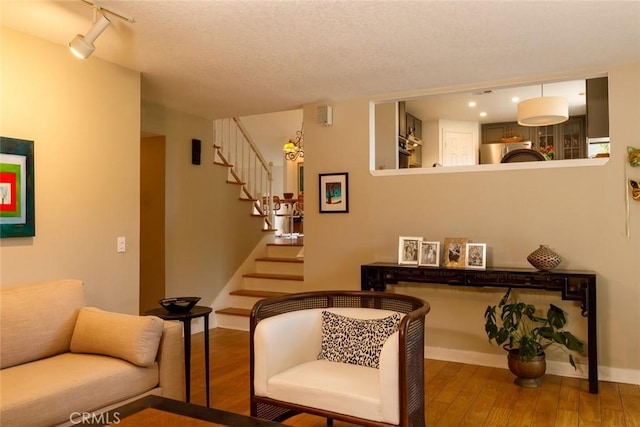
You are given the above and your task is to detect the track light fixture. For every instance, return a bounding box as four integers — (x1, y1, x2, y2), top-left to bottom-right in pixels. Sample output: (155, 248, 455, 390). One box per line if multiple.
(69, 13, 110, 59)
(69, 0, 135, 59)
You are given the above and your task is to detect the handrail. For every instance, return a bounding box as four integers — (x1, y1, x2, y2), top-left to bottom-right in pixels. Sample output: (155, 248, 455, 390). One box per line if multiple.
(214, 117, 275, 230)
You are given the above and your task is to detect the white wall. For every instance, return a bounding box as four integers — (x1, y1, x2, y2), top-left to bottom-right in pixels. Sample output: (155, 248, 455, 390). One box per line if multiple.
(0, 28, 141, 313)
(302, 63, 640, 383)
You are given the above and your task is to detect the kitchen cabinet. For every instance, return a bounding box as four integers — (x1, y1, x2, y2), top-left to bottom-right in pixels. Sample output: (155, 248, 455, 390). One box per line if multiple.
(586, 77, 609, 139)
(532, 116, 586, 160)
(559, 116, 586, 159)
(482, 122, 533, 144)
(482, 117, 586, 160)
(398, 106, 423, 168)
(406, 113, 422, 167)
(398, 101, 407, 138)
(406, 113, 422, 140)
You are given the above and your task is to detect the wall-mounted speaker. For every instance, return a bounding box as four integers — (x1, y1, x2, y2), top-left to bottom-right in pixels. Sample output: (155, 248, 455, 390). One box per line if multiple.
(192, 139, 201, 165)
(318, 105, 333, 126)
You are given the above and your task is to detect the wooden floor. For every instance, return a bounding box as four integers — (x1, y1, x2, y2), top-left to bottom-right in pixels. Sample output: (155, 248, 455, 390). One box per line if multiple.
(187, 328, 640, 426)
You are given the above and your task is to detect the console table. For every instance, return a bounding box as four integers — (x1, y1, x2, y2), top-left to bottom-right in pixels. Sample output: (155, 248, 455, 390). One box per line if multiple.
(360, 262, 598, 393)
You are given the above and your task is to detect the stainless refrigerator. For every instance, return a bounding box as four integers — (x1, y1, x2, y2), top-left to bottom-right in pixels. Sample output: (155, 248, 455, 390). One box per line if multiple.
(480, 141, 532, 164)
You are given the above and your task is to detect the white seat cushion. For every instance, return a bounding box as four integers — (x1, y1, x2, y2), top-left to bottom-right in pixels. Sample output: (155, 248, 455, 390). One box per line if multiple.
(266, 359, 388, 423)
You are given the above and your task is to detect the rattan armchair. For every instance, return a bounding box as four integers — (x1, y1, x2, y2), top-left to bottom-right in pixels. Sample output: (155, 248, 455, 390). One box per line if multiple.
(250, 291, 430, 427)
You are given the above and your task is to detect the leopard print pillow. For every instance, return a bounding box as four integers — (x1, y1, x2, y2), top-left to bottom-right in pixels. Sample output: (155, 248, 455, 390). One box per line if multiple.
(318, 310, 401, 369)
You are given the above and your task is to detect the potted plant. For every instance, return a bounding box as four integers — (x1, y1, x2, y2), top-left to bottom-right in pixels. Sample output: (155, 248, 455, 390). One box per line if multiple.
(484, 288, 584, 387)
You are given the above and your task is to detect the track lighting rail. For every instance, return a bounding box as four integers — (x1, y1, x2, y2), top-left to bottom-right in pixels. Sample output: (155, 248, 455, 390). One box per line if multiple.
(80, 0, 136, 23)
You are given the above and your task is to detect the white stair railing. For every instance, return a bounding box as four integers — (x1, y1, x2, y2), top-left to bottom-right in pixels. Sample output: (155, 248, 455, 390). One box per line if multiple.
(213, 118, 276, 230)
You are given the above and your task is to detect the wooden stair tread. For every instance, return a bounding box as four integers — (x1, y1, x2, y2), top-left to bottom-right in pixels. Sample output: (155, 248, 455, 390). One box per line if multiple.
(267, 242, 303, 247)
(229, 290, 289, 298)
(215, 307, 250, 317)
(255, 257, 303, 263)
(242, 272, 303, 281)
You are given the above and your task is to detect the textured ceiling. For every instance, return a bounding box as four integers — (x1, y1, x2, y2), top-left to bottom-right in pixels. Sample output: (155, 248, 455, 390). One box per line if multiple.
(2, 1, 639, 119)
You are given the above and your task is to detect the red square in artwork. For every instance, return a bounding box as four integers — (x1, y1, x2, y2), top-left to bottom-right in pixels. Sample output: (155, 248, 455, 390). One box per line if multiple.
(0, 172, 17, 212)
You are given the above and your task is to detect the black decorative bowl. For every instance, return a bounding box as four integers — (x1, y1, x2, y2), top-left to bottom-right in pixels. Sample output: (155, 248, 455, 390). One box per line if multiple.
(159, 297, 201, 313)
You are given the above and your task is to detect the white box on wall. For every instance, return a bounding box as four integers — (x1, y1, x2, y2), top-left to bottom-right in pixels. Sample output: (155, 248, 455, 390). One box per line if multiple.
(318, 105, 333, 126)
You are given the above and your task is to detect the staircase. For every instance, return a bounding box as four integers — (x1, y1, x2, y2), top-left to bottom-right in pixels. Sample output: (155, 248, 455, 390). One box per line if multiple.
(215, 240, 304, 330)
(213, 117, 279, 232)
(212, 116, 304, 330)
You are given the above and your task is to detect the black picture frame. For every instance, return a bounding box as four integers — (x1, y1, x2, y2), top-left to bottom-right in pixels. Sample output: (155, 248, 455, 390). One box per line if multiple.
(319, 172, 349, 213)
(1, 137, 35, 237)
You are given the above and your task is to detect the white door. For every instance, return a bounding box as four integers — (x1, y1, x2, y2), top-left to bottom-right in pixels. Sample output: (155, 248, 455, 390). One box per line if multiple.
(442, 130, 476, 166)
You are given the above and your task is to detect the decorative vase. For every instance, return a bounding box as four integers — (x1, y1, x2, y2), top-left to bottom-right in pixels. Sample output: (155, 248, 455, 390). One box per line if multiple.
(507, 349, 546, 388)
(527, 245, 561, 271)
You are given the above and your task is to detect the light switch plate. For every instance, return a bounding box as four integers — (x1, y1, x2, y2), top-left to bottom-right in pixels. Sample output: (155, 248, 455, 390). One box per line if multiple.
(117, 236, 126, 253)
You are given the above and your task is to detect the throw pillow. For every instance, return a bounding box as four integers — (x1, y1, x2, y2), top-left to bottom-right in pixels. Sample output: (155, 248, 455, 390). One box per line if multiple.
(70, 307, 164, 367)
(318, 310, 401, 368)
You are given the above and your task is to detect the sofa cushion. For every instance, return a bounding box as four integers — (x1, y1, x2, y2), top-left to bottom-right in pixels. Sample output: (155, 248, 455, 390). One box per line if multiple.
(318, 310, 400, 368)
(0, 279, 86, 369)
(0, 352, 158, 427)
(70, 307, 164, 367)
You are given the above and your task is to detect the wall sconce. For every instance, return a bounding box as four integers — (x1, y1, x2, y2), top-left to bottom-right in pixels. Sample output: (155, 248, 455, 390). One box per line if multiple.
(517, 84, 569, 126)
(283, 125, 304, 162)
(69, 0, 135, 59)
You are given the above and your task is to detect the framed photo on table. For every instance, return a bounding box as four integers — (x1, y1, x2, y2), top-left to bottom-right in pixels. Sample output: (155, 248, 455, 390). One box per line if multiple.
(418, 241, 440, 267)
(465, 243, 487, 270)
(1, 137, 35, 238)
(443, 237, 468, 268)
(319, 172, 348, 213)
(398, 236, 422, 265)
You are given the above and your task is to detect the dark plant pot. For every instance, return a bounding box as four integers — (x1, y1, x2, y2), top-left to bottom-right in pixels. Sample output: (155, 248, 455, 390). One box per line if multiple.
(507, 349, 546, 388)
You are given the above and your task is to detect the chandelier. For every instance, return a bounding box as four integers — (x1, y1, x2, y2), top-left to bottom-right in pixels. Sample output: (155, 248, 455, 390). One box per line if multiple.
(283, 125, 304, 162)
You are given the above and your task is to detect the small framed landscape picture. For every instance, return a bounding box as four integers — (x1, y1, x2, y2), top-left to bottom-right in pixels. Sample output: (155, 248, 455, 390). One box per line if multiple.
(465, 243, 487, 270)
(398, 236, 422, 265)
(443, 237, 468, 268)
(418, 241, 440, 267)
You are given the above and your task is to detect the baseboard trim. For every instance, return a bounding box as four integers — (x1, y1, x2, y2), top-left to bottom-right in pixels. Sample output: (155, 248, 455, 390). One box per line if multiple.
(425, 346, 640, 386)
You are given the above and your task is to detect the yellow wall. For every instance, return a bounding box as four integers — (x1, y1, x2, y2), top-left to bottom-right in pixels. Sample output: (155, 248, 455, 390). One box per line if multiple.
(141, 102, 265, 326)
(0, 28, 141, 313)
(302, 63, 640, 382)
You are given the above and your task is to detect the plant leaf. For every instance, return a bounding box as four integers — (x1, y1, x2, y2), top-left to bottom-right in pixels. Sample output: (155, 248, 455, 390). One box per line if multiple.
(547, 305, 567, 328)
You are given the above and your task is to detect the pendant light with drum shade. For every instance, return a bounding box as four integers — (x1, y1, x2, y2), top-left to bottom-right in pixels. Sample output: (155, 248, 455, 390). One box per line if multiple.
(517, 84, 569, 126)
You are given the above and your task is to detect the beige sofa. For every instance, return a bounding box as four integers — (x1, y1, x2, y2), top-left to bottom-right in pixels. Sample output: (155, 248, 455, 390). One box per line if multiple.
(0, 279, 184, 426)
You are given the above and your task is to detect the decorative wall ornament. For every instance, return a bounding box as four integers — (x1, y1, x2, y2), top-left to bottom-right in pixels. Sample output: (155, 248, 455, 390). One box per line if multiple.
(628, 146, 640, 167)
(630, 180, 640, 201)
(625, 146, 640, 237)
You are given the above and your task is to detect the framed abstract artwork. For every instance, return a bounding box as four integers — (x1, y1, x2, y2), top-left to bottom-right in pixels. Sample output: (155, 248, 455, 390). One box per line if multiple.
(319, 172, 348, 213)
(1, 137, 35, 238)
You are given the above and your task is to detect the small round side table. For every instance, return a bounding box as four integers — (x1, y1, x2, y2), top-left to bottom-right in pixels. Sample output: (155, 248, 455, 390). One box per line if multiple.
(145, 306, 212, 407)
